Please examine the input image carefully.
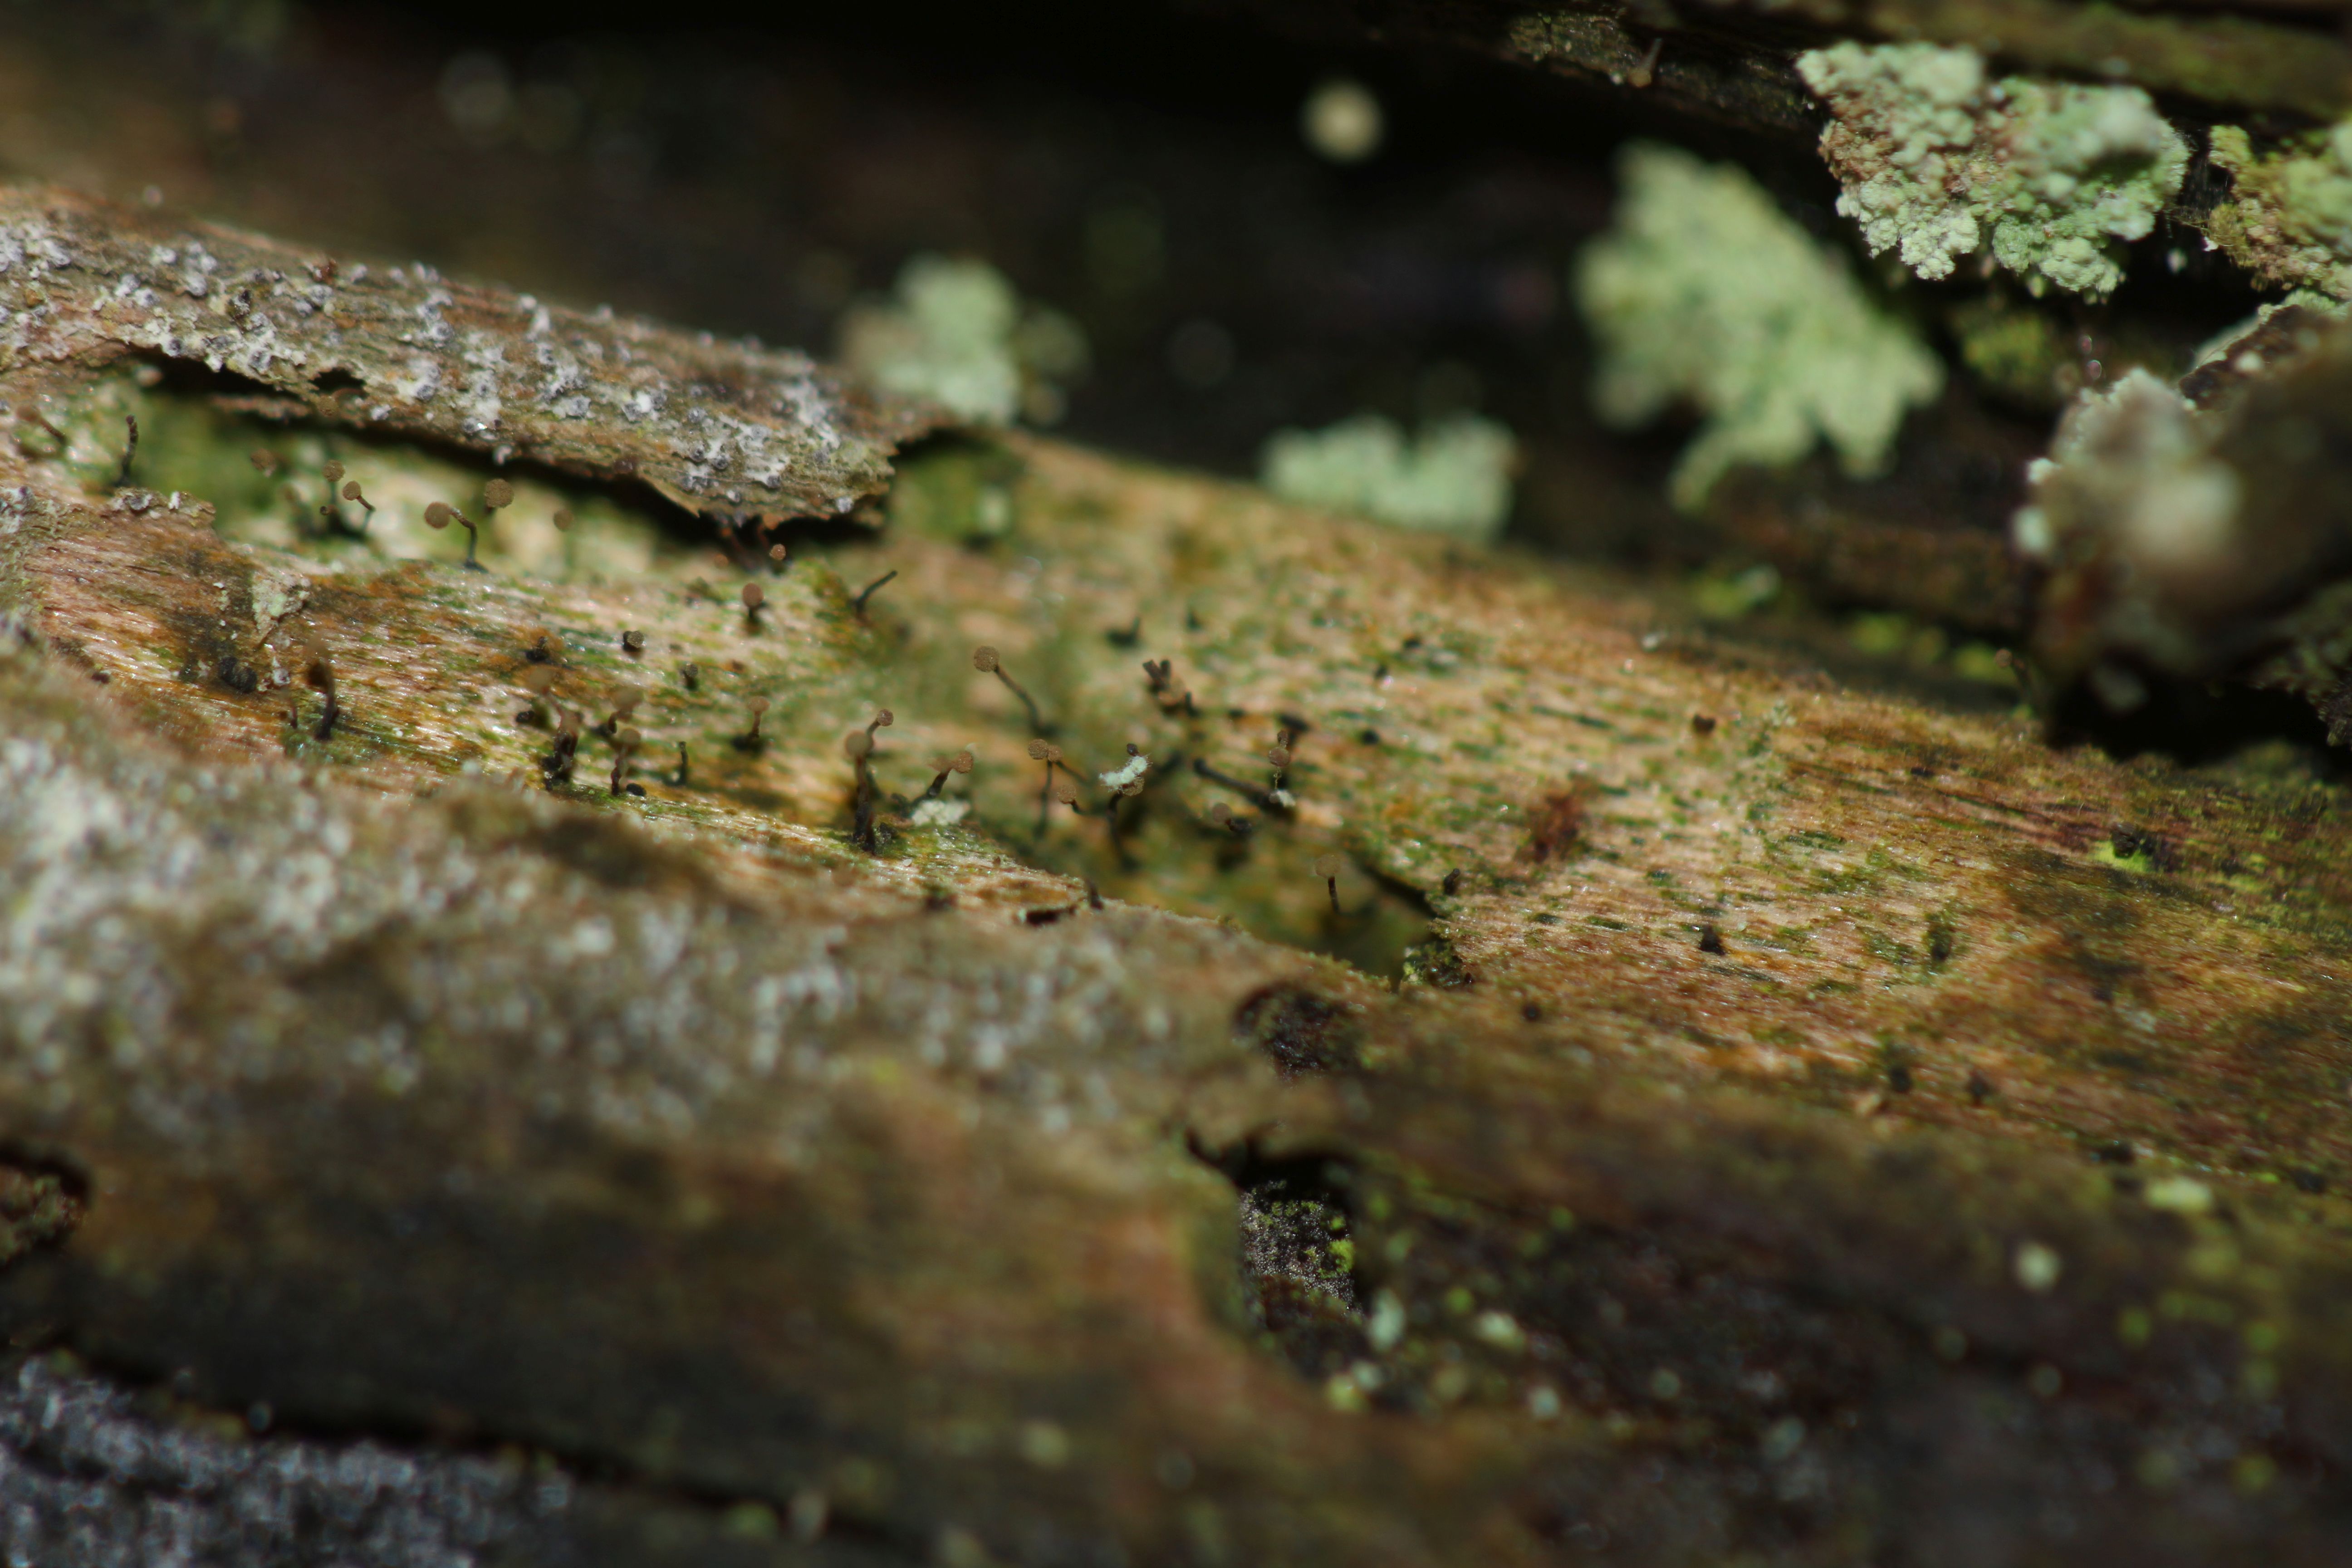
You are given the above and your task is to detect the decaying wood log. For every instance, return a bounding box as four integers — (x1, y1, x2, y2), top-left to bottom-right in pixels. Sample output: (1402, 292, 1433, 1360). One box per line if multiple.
(5, 186, 2352, 1565)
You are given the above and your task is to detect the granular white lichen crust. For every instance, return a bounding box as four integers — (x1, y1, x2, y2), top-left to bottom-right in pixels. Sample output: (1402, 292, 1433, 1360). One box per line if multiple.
(1798, 43, 2187, 299)
(0, 188, 937, 525)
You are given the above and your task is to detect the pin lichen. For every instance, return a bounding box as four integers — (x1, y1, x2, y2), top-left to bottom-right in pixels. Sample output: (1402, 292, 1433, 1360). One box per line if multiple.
(1797, 42, 2188, 299)
(1573, 141, 1944, 511)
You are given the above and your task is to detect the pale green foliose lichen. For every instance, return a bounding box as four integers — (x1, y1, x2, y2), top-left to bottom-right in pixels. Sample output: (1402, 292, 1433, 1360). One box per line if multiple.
(838, 255, 1090, 426)
(2202, 124, 2352, 299)
(1572, 142, 1944, 513)
(1259, 413, 1518, 540)
(1797, 42, 2187, 299)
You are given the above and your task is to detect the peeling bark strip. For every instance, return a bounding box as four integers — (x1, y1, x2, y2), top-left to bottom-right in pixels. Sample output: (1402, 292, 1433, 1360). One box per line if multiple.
(0, 186, 940, 523)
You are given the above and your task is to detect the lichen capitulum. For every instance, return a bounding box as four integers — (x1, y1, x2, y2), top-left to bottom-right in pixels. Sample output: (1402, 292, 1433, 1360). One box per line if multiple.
(845, 709, 894, 851)
(302, 648, 339, 741)
(514, 664, 559, 728)
(539, 713, 581, 788)
(339, 478, 376, 529)
(975, 644, 1048, 735)
(608, 727, 643, 797)
(1027, 738, 1067, 833)
(601, 684, 646, 740)
(733, 696, 771, 753)
(1313, 853, 1344, 914)
(422, 500, 485, 572)
(1265, 730, 1294, 794)
(741, 581, 767, 632)
(1142, 658, 1195, 717)
(318, 460, 361, 538)
(921, 749, 975, 802)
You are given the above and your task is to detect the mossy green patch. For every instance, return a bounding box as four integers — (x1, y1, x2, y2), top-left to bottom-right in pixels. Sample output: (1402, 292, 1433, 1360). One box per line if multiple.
(2204, 124, 2352, 299)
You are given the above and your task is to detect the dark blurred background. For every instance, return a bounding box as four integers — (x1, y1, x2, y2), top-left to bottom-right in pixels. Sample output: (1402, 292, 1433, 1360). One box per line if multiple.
(0, 1, 2267, 612)
(0, 0, 1850, 559)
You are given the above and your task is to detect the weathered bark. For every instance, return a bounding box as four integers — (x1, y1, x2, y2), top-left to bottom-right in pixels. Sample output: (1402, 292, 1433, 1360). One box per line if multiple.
(5, 185, 2352, 1564)
(1205, 0, 2352, 131)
